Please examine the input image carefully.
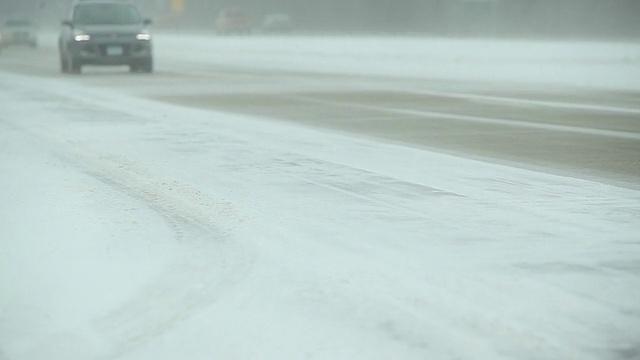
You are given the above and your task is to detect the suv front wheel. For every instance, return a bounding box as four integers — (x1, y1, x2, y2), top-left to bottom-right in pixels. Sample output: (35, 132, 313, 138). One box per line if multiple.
(60, 55, 68, 73)
(60, 50, 82, 74)
(129, 59, 153, 73)
(67, 54, 82, 74)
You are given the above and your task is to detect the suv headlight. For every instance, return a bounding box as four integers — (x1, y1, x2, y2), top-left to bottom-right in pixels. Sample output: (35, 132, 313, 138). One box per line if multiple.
(73, 29, 90, 41)
(136, 31, 151, 40)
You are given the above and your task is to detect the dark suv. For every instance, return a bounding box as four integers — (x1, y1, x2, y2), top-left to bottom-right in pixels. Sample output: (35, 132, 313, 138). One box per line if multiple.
(59, 0, 153, 74)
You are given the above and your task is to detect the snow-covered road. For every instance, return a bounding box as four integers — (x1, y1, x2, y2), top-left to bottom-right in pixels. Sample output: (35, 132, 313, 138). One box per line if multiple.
(1, 34, 640, 360)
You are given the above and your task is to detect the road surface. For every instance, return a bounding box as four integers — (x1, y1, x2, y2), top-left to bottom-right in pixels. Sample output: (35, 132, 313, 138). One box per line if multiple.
(1, 32, 639, 360)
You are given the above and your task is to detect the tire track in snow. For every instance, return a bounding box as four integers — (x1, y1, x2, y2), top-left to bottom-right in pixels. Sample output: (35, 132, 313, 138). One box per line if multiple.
(56, 145, 255, 359)
(1, 114, 255, 359)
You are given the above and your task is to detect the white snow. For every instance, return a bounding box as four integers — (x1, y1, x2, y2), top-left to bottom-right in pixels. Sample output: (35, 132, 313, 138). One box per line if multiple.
(1, 34, 639, 360)
(156, 33, 640, 91)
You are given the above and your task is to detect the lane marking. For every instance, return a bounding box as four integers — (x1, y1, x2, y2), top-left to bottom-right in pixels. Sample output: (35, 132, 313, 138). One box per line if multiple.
(286, 95, 640, 141)
(405, 89, 640, 115)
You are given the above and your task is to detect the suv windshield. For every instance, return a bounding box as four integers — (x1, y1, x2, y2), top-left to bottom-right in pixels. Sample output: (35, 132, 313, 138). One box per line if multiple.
(6, 20, 31, 27)
(72, 3, 141, 25)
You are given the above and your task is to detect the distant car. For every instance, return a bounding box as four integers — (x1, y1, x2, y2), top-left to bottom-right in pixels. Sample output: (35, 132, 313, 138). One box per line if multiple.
(58, 0, 154, 74)
(1, 19, 38, 48)
(215, 8, 255, 35)
(262, 13, 293, 33)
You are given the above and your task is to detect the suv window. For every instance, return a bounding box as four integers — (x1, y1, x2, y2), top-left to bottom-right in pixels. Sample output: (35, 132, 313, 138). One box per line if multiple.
(72, 3, 142, 25)
(6, 20, 31, 27)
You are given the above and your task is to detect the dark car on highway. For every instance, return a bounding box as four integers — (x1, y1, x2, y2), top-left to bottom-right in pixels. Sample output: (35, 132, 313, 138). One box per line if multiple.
(58, 0, 153, 74)
(1, 19, 38, 48)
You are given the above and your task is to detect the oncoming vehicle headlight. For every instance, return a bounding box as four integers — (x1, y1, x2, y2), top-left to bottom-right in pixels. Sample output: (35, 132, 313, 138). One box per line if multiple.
(73, 29, 90, 41)
(136, 32, 151, 41)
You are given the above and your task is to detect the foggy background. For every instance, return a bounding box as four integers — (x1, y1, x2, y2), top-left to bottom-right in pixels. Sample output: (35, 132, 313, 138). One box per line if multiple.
(1, 0, 639, 39)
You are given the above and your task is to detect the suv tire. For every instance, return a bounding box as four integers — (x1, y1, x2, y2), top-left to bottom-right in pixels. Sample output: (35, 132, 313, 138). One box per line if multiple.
(130, 59, 153, 73)
(60, 55, 69, 73)
(68, 55, 82, 74)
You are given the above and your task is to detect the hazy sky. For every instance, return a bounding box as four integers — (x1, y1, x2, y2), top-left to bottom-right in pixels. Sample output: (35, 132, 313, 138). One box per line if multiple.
(2, 0, 638, 38)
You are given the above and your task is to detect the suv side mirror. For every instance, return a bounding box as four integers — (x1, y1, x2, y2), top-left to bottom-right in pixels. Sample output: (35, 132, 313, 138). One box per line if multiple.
(143, 18, 152, 25)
